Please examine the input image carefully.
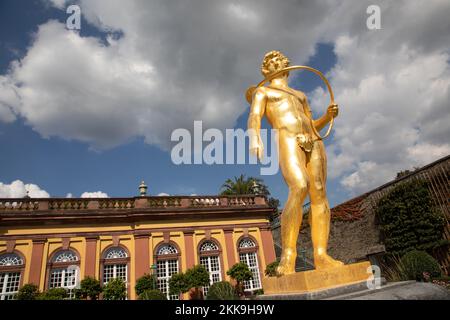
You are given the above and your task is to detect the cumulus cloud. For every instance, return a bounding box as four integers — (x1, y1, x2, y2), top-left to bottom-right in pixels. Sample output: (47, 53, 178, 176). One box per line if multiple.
(157, 192, 170, 196)
(0, 1, 334, 150)
(0, 180, 50, 198)
(81, 191, 109, 198)
(1, 0, 449, 196)
(310, 0, 450, 194)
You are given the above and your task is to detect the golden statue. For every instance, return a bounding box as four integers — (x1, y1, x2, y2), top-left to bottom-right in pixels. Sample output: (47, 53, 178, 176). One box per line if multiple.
(247, 51, 343, 275)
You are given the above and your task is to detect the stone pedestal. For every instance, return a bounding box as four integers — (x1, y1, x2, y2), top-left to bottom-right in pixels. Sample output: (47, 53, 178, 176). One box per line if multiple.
(262, 261, 372, 295)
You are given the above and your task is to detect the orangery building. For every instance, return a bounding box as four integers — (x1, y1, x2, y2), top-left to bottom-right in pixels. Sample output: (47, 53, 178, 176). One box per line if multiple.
(0, 185, 276, 300)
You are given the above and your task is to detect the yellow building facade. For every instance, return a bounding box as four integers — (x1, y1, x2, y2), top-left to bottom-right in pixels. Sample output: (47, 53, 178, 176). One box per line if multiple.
(0, 195, 276, 300)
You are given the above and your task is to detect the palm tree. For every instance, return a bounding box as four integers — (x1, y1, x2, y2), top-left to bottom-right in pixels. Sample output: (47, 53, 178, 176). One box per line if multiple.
(220, 174, 269, 196)
(220, 175, 280, 218)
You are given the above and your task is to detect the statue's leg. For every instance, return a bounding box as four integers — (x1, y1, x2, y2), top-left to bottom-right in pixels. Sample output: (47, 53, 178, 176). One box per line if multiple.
(276, 133, 309, 275)
(306, 141, 344, 270)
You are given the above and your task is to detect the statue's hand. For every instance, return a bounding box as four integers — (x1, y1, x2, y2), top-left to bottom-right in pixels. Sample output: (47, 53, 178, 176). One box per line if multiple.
(327, 103, 339, 118)
(249, 135, 264, 160)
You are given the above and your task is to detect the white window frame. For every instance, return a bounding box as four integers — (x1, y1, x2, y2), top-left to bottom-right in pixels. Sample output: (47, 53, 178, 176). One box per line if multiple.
(199, 255, 222, 296)
(0, 271, 21, 300)
(238, 238, 262, 292)
(156, 259, 179, 300)
(0, 253, 23, 300)
(49, 267, 79, 299)
(48, 250, 80, 299)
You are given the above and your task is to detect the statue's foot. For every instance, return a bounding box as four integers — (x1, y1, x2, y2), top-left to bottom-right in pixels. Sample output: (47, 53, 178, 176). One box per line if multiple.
(276, 252, 296, 275)
(314, 253, 344, 270)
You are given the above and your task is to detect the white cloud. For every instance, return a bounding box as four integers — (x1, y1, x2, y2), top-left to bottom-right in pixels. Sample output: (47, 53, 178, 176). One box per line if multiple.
(0, 1, 335, 150)
(80, 191, 108, 198)
(309, 0, 450, 194)
(0, 180, 50, 198)
(46, 0, 67, 9)
(157, 192, 170, 196)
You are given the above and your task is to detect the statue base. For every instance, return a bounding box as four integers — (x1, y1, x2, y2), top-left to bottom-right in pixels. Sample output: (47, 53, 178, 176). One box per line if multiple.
(262, 261, 372, 295)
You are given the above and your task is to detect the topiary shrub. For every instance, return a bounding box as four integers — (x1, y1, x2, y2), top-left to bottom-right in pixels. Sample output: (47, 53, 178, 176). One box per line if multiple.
(169, 265, 210, 300)
(75, 277, 102, 300)
(376, 179, 447, 257)
(185, 265, 210, 300)
(206, 281, 239, 300)
(138, 289, 167, 300)
(37, 288, 68, 300)
(16, 283, 40, 300)
(135, 274, 157, 296)
(169, 273, 189, 297)
(264, 261, 279, 277)
(400, 250, 442, 281)
(253, 289, 264, 296)
(102, 278, 127, 300)
(227, 262, 253, 296)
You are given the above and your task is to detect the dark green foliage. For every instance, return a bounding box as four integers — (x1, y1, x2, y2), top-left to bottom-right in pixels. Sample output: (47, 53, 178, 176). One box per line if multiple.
(138, 289, 167, 300)
(16, 283, 40, 300)
(227, 262, 253, 282)
(169, 265, 210, 299)
(220, 174, 268, 195)
(227, 262, 253, 295)
(220, 174, 279, 215)
(135, 273, 157, 296)
(400, 250, 442, 281)
(264, 261, 279, 277)
(37, 288, 68, 300)
(206, 281, 239, 300)
(185, 265, 210, 288)
(376, 179, 447, 257)
(75, 277, 102, 300)
(102, 278, 127, 300)
(186, 265, 211, 300)
(169, 273, 190, 295)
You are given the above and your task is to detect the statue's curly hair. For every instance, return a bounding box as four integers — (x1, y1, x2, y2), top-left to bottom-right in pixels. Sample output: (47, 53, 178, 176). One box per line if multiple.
(261, 50, 290, 77)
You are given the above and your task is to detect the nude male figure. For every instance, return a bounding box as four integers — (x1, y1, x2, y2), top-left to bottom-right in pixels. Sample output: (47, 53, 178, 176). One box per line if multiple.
(247, 51, 343, 275)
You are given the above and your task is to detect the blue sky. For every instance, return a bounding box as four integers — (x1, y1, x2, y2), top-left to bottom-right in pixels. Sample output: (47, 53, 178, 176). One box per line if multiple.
(1, 1, 449, 207)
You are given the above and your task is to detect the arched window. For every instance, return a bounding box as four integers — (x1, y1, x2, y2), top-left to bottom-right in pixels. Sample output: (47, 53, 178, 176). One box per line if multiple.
(238, 238, 262, 291)
(0, 253, 24, 300)
(101, 247, 129, 290)
(198, 241, 222, 296)
(48, 250, 79, 299)
(155, 244, 179, 300)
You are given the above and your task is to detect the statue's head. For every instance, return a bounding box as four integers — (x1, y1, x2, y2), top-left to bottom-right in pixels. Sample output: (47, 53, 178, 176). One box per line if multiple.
(261, 50, 290, 78)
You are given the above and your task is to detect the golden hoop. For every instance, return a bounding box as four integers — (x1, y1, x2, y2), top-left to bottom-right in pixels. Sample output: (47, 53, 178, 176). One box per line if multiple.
(246, 65, 336, 140)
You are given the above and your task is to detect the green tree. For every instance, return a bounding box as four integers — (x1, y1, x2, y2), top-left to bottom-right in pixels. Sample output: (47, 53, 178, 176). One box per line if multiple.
(75, 277, 102, 300)
(169, 265, 210, 300)
(102, 278, 127, 300)
(206, 281, 239, 300)
(168, 273, 190, 297)
(264, 261, 280, 277)
(135, 273, 157, 296)
(220, 174, 267, 195)
(226, 262, 253, 296)
(138, 289, 167, 300)
(376, 179, 447, 257)
(37, 288, 68, 300)
(16, 283, 40, 300)
(220, 174, 279, 217)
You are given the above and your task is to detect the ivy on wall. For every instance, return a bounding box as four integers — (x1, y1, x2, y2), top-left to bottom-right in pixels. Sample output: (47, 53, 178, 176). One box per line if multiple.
(376, 179, 448, 257)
